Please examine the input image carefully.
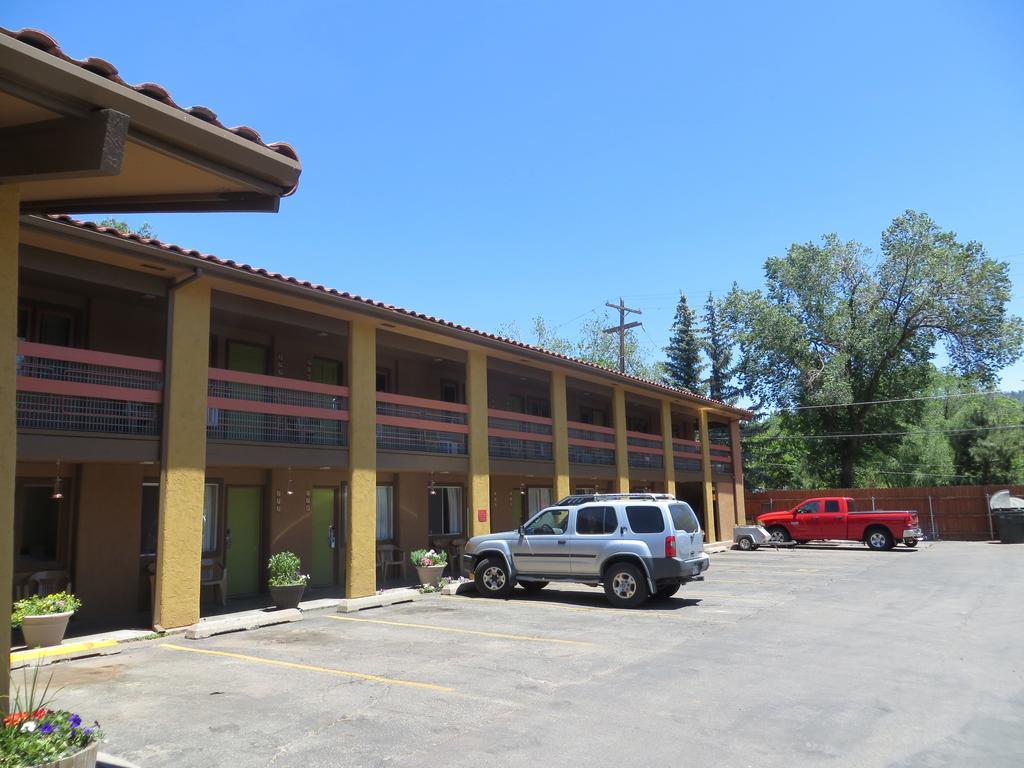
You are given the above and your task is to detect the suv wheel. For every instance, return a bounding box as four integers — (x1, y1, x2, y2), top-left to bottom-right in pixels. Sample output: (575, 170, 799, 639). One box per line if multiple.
(603, 562, 649, 609)
(475, 557, 515, 598)
(518, 580, 548, 593)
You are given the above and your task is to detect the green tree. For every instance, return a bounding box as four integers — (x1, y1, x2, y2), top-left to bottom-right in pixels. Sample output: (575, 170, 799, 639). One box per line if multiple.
(727, 210, 1023, 487)
(662, 292, 704, 394)
(98, 218, 155, 238)
(702, 292, 738, 403)
(527, 313, 661, 379)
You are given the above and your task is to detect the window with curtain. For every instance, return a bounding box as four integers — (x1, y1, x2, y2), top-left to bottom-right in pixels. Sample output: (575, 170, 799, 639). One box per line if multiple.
(201, 483, 219, 553)
(428, 486, 463, 535)
(376, 485, 394, 541)
(527, 487, 553, 517)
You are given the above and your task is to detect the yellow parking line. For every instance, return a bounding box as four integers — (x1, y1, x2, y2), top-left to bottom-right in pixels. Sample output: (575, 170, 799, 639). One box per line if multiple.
(11, 639, 117, 664)
(159, 643, 452, 692)
(327, 615, 593, 646)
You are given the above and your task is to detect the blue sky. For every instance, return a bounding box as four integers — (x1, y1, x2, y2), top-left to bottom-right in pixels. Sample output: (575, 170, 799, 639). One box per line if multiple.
(7, 1, 1024, 387)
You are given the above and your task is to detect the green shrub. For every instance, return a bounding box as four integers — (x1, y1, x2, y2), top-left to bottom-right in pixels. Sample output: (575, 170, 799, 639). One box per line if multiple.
(410, 548, 448, 567)
(10, 593, 81, 630)
(267, 551, 309, 587)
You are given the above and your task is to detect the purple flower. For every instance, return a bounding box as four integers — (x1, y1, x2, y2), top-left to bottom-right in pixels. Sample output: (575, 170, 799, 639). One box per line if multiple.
(39, 723, 54, 735)
(82, 727, 93, 738)
(69, 714, 81, 729)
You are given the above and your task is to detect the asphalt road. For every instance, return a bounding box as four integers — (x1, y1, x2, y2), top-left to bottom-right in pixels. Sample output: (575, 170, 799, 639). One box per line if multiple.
(28, 541, 1024, 767)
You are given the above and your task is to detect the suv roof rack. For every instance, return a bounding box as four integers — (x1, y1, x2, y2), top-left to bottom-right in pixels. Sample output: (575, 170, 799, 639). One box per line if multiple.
(555, 493, 677, 506)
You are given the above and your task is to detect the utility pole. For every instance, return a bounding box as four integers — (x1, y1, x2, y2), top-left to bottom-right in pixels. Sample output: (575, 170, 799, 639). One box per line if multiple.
(603, 297, 642, 373)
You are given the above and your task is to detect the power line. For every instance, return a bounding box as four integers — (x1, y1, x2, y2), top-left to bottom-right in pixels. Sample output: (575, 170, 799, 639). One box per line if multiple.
(787, 389, 1007, 411)
(752, 461, 972, 480)
(746, 423, 1024, 441)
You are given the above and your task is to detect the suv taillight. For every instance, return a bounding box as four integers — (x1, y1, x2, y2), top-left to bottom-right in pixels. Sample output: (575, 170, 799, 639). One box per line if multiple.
(665, 535, 677, 558)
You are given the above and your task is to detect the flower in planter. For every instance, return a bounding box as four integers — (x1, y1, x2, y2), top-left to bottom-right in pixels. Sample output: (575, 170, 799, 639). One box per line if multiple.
(267, 552, 311, 587)
(10, 592, 82, 629)
(410, 548, 449, 568)
(0, 669, 103, 765)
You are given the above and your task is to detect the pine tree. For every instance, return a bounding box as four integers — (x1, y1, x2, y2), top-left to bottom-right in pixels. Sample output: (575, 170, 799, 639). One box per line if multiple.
(663, 293, 704, 394)
(702, 292, 737, 403)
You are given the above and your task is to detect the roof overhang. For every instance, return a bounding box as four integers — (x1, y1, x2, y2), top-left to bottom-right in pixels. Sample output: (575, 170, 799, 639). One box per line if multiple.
(0, 28, 301, 214)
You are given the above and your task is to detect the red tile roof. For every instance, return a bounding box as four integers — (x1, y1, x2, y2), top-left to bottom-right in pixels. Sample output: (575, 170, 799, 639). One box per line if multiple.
(1, 28, 299, 166)
(41, 214, 753, 418)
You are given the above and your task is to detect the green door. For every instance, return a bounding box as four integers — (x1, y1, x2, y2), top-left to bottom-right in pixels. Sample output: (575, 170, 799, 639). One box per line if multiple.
(310, 488, 337, 587)
(226, 487, 261, 596)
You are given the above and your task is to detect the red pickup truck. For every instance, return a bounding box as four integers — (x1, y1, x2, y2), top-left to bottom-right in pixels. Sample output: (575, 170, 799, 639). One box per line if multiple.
(756, 497, 925, 550)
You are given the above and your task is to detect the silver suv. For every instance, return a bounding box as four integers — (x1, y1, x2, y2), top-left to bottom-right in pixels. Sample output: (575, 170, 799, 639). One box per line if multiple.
(463, 493, 709, 608)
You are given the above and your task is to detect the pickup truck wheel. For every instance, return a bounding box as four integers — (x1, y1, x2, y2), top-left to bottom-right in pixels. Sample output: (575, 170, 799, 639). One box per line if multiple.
(866, 528, 894, 551)
(519, 580, 548, 592)
(768, 526, 791, 544)
(475, 557, 515, 598)
(903, 539, 918, 548)
(655, 583, 681, 599)
(603, 563, 649, 609)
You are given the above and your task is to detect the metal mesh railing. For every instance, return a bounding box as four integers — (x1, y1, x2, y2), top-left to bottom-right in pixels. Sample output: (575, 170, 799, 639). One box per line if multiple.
(376, 400, 467, 425)
(18, 354, 163, 391)
(568, 445, 616, 465)
(627, 434, 662, 449)
(488, 416, 552, 436)
(674, 456, 701, 472)
(628, 451, 664, 470)
(17, 392, 161, 435)
(208, 379, 347, 412)
(488, 436, 553, 461)
(207, 409, 347, 446)
(376, 424, 467, 454)
(568, 425, 615, 444)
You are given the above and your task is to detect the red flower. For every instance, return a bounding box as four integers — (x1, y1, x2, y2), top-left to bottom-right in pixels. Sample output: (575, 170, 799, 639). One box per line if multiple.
(3, 712, 28, 728)
(32, 708, 46, 719)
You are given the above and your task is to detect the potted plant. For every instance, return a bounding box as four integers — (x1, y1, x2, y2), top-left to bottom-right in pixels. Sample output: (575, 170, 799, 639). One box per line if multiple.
(267, 551, 309, 610)
(11, 593, 82, 649)
(1, 668, 103, 767)
(411, 549, 448, 588)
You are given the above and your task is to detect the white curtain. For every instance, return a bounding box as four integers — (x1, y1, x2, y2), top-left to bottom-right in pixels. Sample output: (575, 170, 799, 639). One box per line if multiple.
(376, 486, 394, 541)
(528, 487, 553, 516)
(444, 486, 463, 535)
(201, 483, 218, 553)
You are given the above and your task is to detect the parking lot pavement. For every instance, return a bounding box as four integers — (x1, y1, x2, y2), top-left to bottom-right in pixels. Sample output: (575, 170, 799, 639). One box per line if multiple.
(28, 541, 1024, 768)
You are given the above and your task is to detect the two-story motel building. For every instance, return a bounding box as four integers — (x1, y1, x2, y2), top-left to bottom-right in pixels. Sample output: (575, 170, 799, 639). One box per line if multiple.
(11, 214, 752, 631)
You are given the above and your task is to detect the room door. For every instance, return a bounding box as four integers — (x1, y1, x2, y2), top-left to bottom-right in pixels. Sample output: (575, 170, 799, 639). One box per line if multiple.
(226, 486, 261, 596)
(310, 487, 338, 587)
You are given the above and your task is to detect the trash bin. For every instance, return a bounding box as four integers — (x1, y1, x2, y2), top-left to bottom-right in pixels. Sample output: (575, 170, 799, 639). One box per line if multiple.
(993, 511, 1024, 544)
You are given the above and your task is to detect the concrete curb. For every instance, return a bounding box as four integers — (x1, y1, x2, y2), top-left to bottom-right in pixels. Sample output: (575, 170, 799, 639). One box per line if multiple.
(10, 639, 122, 670)
(185, 608, 302, 639)
(336, 588, 421, 613)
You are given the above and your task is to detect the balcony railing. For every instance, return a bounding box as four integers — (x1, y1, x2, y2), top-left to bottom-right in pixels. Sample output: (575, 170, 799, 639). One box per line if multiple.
(15, 341, 163, 435)
(673, 439, 703, 472)
(627, 430, 664, 470)
(709, 442, 734, 473)
(567, 420, 616, 466)
(488, 409, 553, 461)
(376, 393, 467, 454)
(207, 368, 349, 446)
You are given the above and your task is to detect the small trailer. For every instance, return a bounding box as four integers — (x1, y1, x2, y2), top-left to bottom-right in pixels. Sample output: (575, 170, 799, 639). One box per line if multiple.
(732, 524, 789, 551)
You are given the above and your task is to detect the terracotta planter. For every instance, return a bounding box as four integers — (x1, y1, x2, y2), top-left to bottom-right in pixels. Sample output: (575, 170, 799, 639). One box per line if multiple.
(21, 611, 73, 649)
(32, 740, 98, 768)
(415, 564, 445, 587)
(269, 583, 306, 610)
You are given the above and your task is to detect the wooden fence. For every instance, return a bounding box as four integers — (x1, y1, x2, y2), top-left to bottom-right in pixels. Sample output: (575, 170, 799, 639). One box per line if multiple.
(744, 485, 1024, 541)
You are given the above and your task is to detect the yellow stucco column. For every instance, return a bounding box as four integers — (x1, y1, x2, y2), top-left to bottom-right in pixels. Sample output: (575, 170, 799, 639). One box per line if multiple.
(346, 319, 377, 598)
(0, 184, 19, 712)
(698, 409, 715, 542)
(612, 387, 629, 493)
(730, 419, 746, 526)
(467, 349, 490, 537)
(660, 400, 676, 497)
(154, 278, 211, 630)
(550, 370, 570, 501)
